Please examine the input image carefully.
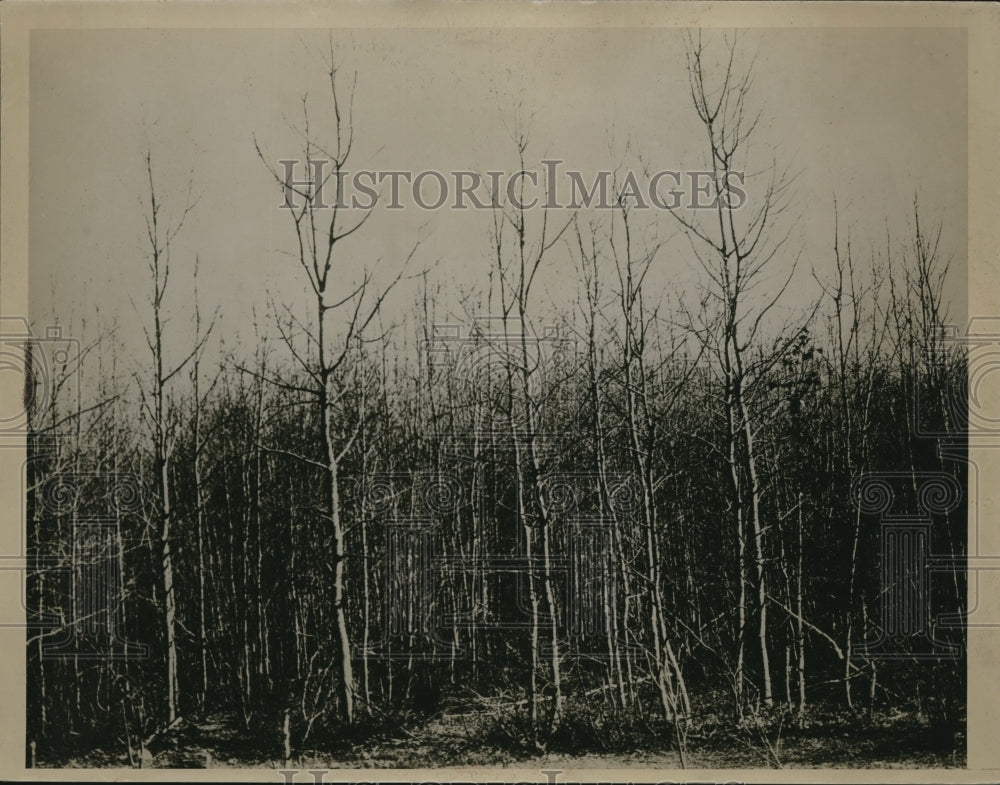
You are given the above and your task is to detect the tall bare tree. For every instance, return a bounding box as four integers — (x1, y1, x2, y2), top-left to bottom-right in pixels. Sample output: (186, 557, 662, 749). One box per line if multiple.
(670, 34, 806, 713)
(255, 55, 415, 727)
(489, 115, 572, 741)
(134, 151, 201, 725)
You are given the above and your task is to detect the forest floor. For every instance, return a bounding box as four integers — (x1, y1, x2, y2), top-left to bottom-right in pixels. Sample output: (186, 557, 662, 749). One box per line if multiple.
(44, 703, 965, 770)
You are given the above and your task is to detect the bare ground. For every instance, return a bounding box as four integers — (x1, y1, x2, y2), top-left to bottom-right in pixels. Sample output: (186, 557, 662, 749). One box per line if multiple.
(43, 707, 965, 770)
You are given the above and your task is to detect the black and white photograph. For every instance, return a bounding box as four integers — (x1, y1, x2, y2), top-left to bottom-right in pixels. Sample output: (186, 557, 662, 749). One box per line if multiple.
(2, 2, 998, 779)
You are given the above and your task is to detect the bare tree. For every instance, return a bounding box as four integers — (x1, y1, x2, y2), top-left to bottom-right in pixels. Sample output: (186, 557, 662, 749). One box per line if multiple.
(254, 54, 415, 727)
(189, 256, 219, 708)
(133, 151, 202, 726)
(488, 113, 572, 741)
(605, 175, 694, 758)
(670, 33, 805, 714)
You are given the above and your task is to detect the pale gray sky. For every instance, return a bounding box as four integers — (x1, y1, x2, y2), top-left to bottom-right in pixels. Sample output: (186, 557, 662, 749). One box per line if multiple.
(29, 26, 967, 374)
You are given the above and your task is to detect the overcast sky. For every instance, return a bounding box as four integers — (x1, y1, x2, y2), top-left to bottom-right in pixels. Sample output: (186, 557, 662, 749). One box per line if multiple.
(29, 26, 967, 373)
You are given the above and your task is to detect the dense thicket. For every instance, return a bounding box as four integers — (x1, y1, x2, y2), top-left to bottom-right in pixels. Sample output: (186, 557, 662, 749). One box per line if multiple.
(24, 37, 965, 767)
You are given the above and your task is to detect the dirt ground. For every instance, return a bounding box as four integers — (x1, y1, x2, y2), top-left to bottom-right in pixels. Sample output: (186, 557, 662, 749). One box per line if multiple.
(44, 708, 965, 770)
